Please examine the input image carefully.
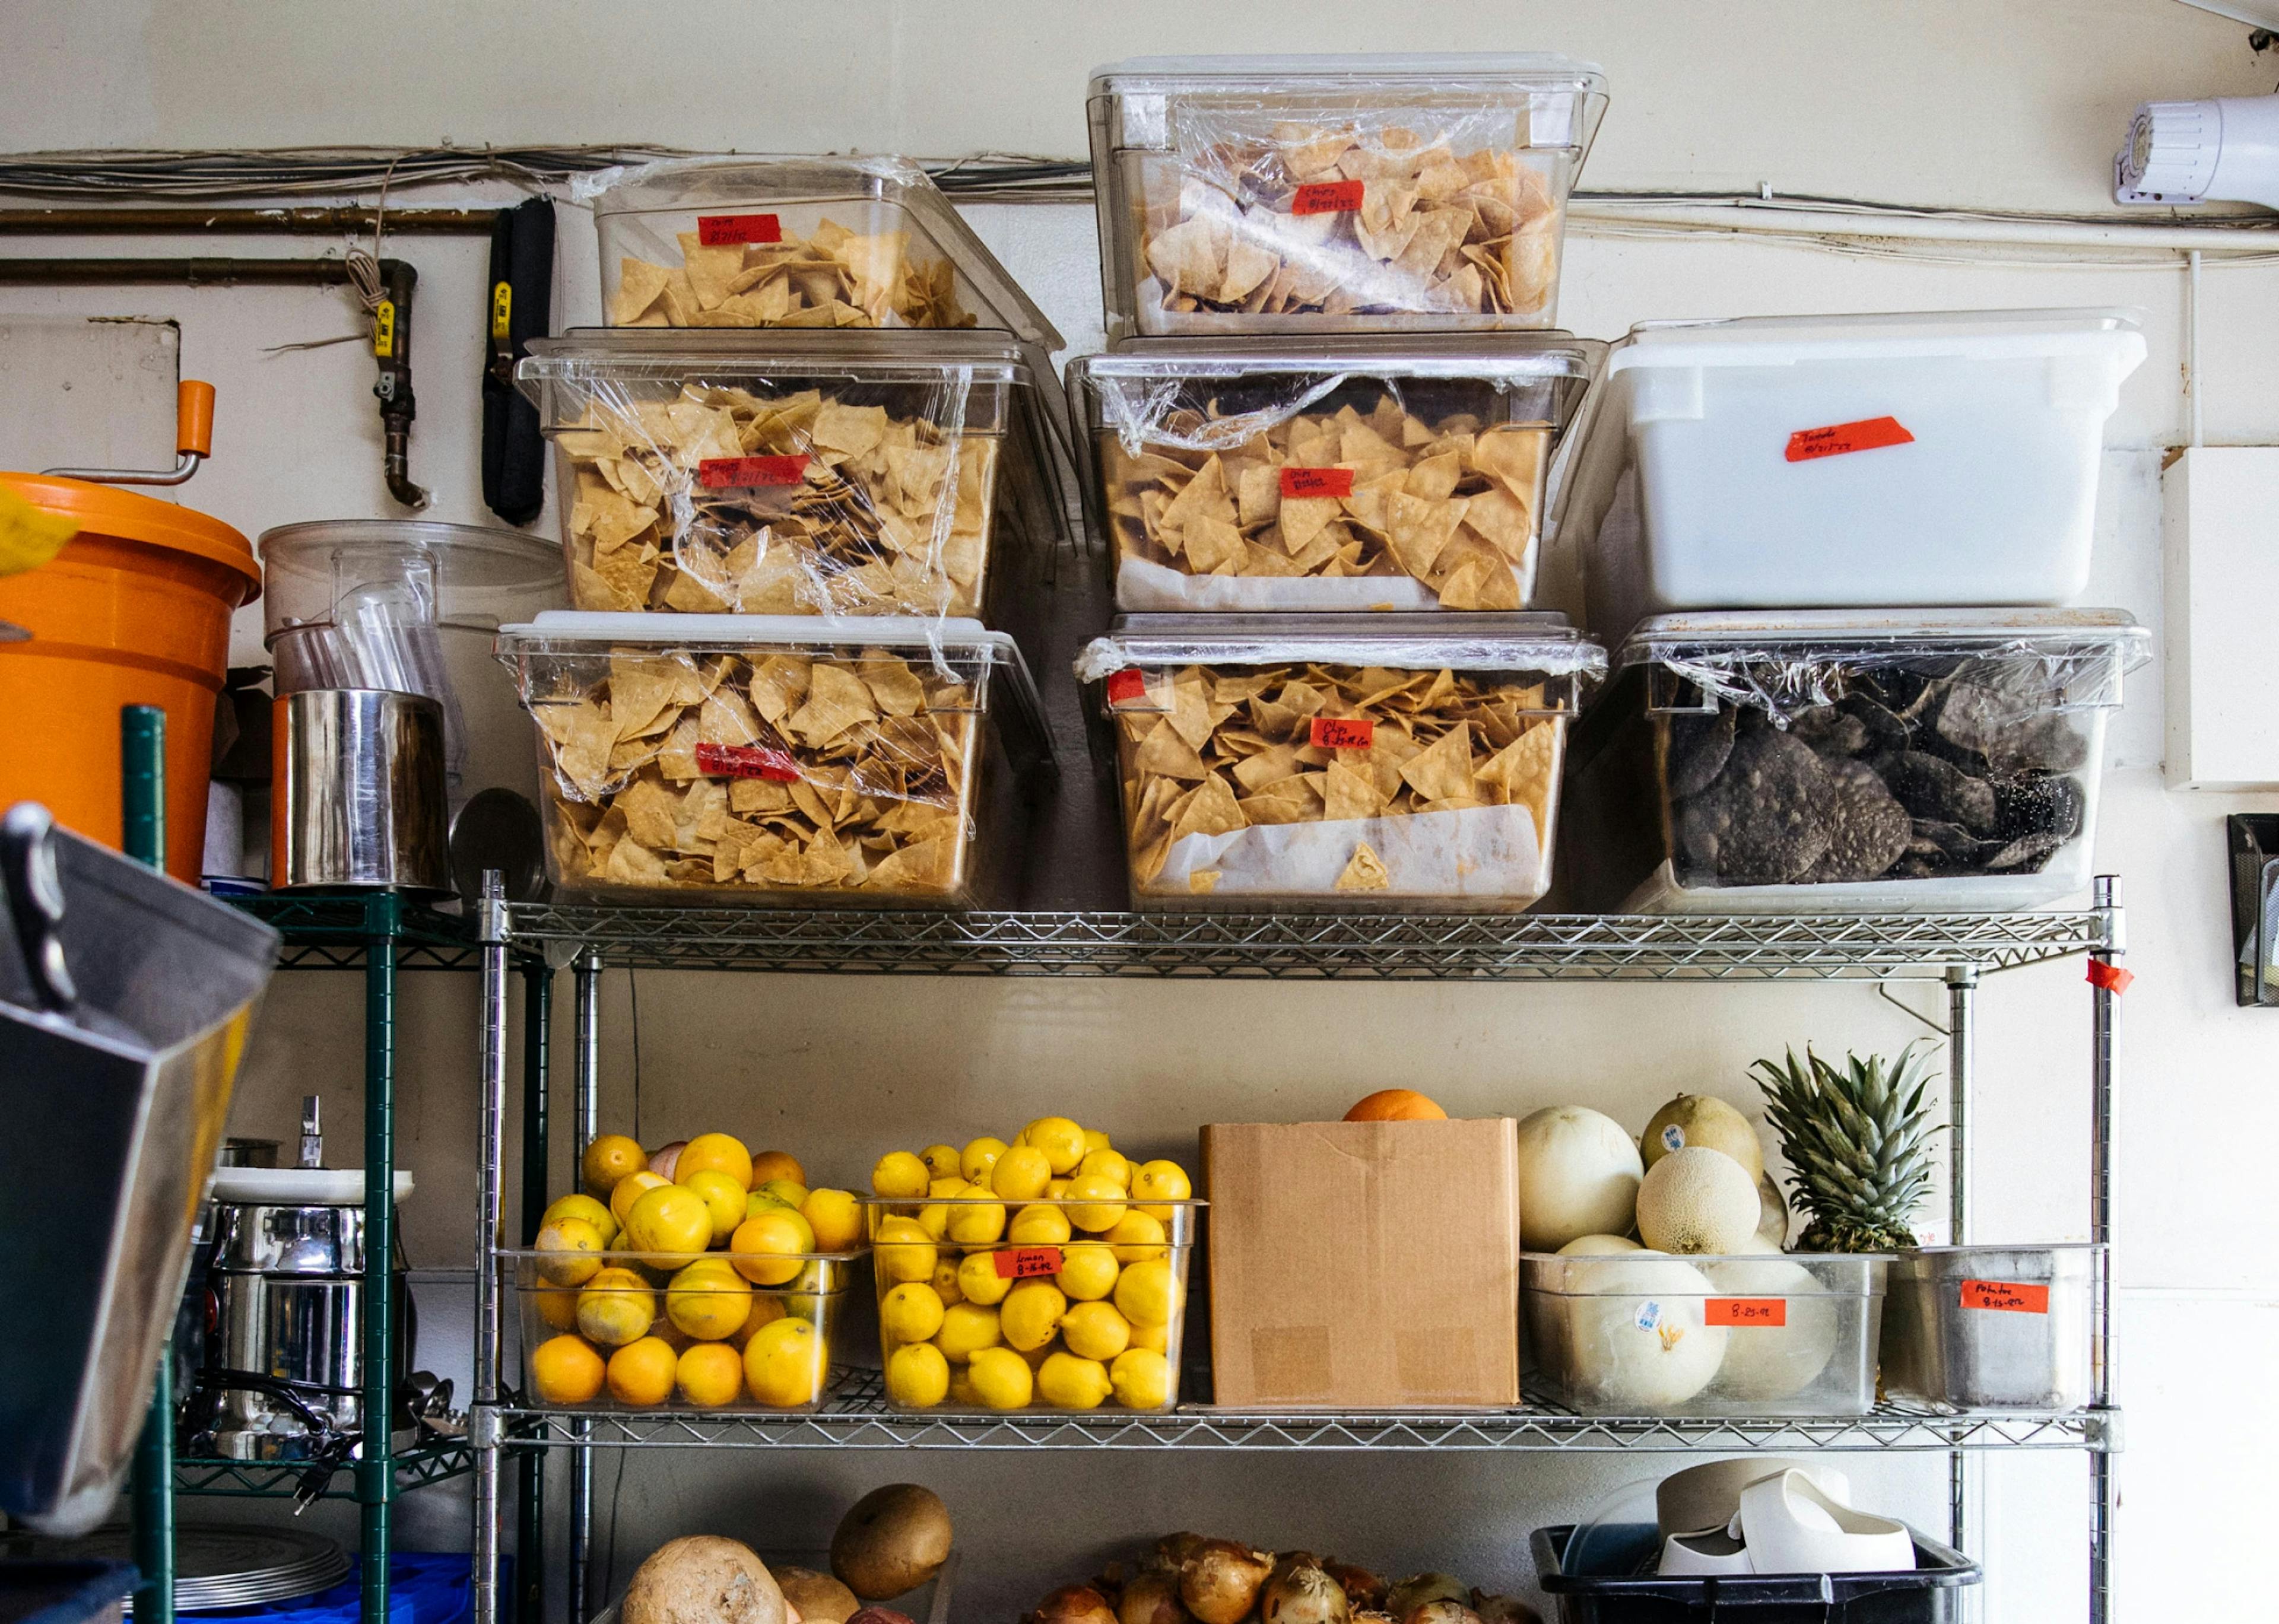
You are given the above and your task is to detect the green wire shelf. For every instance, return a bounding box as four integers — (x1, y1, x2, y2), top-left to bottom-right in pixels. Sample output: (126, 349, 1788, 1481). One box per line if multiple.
(173, 1437, 476, 1499)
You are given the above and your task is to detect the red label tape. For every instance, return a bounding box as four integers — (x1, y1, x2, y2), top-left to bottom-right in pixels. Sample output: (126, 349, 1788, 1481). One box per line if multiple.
(1280, 465, 1355, 500)
(1310, 716, 1376, 750)
(1105, 668, 1148, 706)
(697, 455, 810, 490)
(1291, 180, 1365, 215)
(2086, 961, 2134, 994)
(696, 212, 783, 247)
(1784, 416, 1915, 463)
(1705, 1298, 1788, 1327)
(994, 1247, 1064, 1280)
(1959, 1279, 2051, 1314)
(694, 742, 802, 783)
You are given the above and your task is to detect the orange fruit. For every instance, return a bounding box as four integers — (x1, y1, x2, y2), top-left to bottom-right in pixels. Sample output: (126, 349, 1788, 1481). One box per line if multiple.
(1344, 1088, 1448, 1121)
(751, 1149, 807, 1188)
(608, 1169, 670, 1228)
(676, 1341, 745, 1407)
(529, 1334, 606, 1405)
(605, 1336, 678, 1406)
(582, 1134, 649, 1197)
(676, 1133, 754, 1191)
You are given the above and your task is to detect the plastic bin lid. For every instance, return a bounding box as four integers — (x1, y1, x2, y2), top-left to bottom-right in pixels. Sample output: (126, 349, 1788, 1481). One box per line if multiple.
(1090, 53, 1607, 97)
(1608, 307, 2147, 370)
(1, 472, 259, 604)
(1620, 608, 2152, 663)
(517, 326, 1038, 396)
(1075, 332, 1605, 382)
(1077, 611, 1607, 682)
(581, 155, 1064, 354)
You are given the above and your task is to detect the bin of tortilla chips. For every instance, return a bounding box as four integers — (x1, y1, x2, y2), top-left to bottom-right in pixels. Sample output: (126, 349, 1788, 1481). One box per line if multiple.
(1087, 55, 1607, 341)
(1076, 614, 1604, 910)
(497, 611, 1053, 907)
(516, 330, 1058, 621)
(1068, 335, 1600, 612)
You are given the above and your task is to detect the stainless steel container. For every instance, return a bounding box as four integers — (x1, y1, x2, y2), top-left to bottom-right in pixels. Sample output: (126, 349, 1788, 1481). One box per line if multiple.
(1881, 1243, 2098, 1410)
(270, 688, 449, 891)
(0, 806, 278, 1534)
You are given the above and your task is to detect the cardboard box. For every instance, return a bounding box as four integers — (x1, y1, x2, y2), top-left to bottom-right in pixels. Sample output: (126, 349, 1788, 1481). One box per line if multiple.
(1202, 1118, 1521, 1408)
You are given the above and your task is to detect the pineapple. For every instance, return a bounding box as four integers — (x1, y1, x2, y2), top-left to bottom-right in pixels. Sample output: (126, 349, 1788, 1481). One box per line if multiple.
(1751, 1043, 1940, 1253)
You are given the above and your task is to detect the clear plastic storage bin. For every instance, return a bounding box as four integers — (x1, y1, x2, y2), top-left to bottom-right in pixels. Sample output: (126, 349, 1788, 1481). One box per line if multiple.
(1077, 614, 1603, 910)
(1522, 1251, 1889, 1417)
(1067, 335, 1601, 612)
(1881, 1244, 2098, 1411)
(516, 330, 1061, 623)
(1563, 310, 2147, 633)
(1561, 610, 2150, 913)
(1087, 55, 1607, 341)
(509, 1248, 857, 1412)
(496, 612, 1052, 907)
(864, 1196, 1201, 1414)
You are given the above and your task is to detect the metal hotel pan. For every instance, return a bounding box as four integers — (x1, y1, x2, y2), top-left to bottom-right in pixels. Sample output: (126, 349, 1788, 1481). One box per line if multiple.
(270, 688, 449, 891)
(0, 806, 278, 1534)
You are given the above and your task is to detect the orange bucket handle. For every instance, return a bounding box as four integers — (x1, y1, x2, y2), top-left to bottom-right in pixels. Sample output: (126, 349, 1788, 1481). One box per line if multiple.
(177, 381, 215, 460)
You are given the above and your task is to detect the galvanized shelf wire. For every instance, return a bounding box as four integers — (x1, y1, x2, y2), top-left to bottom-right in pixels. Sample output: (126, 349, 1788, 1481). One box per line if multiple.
(493, 1371, 2112, 1454)
(174, 1438, 476, 1499)
(501, 904, 2107, 981)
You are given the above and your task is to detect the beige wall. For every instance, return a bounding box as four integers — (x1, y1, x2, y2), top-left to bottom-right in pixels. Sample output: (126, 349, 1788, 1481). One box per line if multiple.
(5, 1, 2278, 1619)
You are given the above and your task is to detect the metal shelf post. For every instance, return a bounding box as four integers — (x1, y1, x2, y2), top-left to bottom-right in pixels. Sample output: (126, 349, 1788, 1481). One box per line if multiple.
(2090, 878, 2123, 1624)
(472, 879, 510, 1624)
(122, 705, 172, 1624)
(1944, 962, 1980, 1619)
(567, 951, 603, 1624)
(516, 962, 552, 1624)
(356, 891, 400, 1624)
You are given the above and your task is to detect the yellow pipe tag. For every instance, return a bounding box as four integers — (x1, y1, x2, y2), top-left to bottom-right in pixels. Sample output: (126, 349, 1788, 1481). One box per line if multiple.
(490, 282, 512, 342)
(373, 299, 396, 359)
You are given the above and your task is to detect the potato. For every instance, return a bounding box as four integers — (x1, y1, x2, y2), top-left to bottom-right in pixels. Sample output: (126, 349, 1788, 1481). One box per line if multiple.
(623, 1538, 785, 1624)
(830, 1485, 952, 1601)
(776, 1568, 860, 1624)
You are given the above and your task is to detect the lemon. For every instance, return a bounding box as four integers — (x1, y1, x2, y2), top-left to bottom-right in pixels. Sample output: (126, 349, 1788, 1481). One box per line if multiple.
(1110, 1347, 1172, 1410)
(677, 1132, 753, 1191)
(989, 1145, 1052, 1202)
(627, 1184, 713, 1259)
(1056, 1244, 1120, 1301)
(929, 1257, 967, 1305)
(582, 1134, 647, 1198)
(881, 1282, 948, 1345)
(1077, 1149, 1132, 1190)
(729, 1293, 786, 1349)
(1045, 1178, 1072, 1200)
(801, 1187, 864, 1253)
(535, 1216, 606, 1286)
(887, 1340, 951, 1408)
(609, 1169, 670, 1228)
(529, 1333, 606, 1404)
(1024, 1117, 1088, 1175)
(674, 1340, 744, 1406)
(743, 1316, 826, 1406)
(1065, 1174, 1128, 1233)
(966, 1346, 1034, 1410)
(605, 1336, 678, 1406)
(541, 1193, 619, 1248)
(729, 1209, 815, 1286)
(915, 1201, 952, 1241)
(957, 1250, 1012, 1305)
(1115, 1258, 1181, 1327)
(745, 1190, 796, 1219)
(960, 1136, 1008, 1184)
(934, 1301, 1003, 1362)
(871, 1151, 930, 1199)
(666, 1261, 753, 1340)
(1019, 1340, 1056, 1371)
(928, 1176, 971, 1199)
(947, 1365, 982, 1407)
(576, 1268, 655, 1347)
(1106, 1210, 1169, 1264)
(1129, 1318, 1170, 1354)
(1008, 1204, 1072, 1247)
(1083, 1129, 1113, 1156)
(920, 1143, 963, 1180)
(680, 1170, 748, 1246)
(534, 1286, 581, 1331)
(1061, 1300, 1132, 1362)
(1037, 1350, 1112, 1410)
(873, 1216, 938, 1285)
(945, 1199, 1007, 1246)
(1131, 1159, 1192, 1219)
(1001, 1280, 1068, 1352)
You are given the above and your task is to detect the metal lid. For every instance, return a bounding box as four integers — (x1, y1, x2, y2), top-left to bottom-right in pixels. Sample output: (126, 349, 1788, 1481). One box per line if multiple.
(1078, 611, 1607, 680)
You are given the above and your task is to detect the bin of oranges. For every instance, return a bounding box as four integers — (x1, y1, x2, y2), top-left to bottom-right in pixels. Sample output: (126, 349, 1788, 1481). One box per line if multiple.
(862, 1116, 1202, 1413)
(516, 1132, 866, 1412)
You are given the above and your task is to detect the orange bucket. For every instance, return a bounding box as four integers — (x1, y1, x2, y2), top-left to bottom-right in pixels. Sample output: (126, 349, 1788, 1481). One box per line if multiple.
(0, 473, 259, 881)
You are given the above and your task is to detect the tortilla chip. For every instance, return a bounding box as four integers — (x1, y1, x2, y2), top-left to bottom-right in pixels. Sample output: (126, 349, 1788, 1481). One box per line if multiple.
(1334, 842, 1392, 891)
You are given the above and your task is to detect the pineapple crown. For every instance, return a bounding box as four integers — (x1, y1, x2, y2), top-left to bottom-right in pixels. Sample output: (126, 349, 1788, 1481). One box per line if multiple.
(1750, 1040, 1942, 1254)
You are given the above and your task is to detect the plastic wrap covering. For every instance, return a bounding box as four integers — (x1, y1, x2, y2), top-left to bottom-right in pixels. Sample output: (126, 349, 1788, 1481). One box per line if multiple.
(497, 613, 1049, 905)
(1071, 337, 1599, 611)
(1079, 614, 1602, 910)
(1570, 611, 2148, 910)
(519, 331, 1046, 622)
(1088, 55, 1607, 338)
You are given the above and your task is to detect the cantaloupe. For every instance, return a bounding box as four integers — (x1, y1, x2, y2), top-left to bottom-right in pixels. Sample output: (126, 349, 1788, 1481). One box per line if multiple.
(1706, 1255, 1839, 1400)
(1515, 1106, 1644, 1251)
(1639, 1094, 1765, 1184)
(1556, 1234, 1643, 1256)
(1561, 1253, 1728, 1408)
(1636, 1146, 1761, 1255)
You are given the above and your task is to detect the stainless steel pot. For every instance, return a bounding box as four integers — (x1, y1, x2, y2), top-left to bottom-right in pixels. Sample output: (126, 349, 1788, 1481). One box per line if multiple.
(0, 805, 278, 1534)
(270, 689, 449, 891)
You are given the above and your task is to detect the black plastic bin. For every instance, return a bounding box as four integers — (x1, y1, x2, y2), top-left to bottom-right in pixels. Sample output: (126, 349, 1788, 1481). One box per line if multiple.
(1531, 1526, 1980, 1623)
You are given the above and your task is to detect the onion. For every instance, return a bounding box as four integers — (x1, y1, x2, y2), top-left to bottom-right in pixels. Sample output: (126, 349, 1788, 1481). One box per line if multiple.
(1403, 1604, 1480, 1624)
(649, 1140, 687, 1180)
(1151, 1535, 1208, 1574)
(1260, 1561, 1348, 1624)
(1031, 1590, 1116, 1624)
(1384, 1578, 1467, 1622)
(1322, 1566, 1385, 1613)
(1118, 1571, 1191, 1624)
(1180, 1542, 1272, 1624)
(1470, 1598, 1541, 1624)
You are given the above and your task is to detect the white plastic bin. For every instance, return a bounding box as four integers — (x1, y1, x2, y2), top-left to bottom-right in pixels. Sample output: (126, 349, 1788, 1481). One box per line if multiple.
(1563, 310, 2147, 632)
